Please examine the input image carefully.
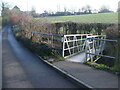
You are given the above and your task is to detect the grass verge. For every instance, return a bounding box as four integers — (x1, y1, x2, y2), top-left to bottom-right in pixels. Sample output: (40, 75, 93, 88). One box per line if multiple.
(84, 62, 120, 75)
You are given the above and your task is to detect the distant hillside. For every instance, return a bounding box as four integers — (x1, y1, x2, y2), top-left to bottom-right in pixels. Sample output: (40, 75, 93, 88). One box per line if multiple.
(37, 12, 118, 23)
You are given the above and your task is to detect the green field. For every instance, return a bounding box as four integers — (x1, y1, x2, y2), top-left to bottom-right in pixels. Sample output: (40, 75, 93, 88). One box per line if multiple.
(38, 12, 118, 23)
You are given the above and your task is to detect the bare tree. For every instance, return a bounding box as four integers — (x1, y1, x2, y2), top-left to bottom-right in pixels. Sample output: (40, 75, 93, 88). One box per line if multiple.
(81, 7, 85, 12)
(31, 7, 36, 17)
(10, 6, 22, 25)
(84, 5, 92, 14)
(64, 7, 67, 12)
(1, 2, 11, 25)
(99, 5, 112, 13)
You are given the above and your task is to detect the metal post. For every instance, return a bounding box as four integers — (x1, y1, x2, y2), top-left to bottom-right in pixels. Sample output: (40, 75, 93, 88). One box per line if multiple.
(85, 36, 88, 62)
(52, 35, 53, 47)
(62, 35, 65, 57)
(81, 36, 82, 51)
(73, 36, 75, 54)
(86, 35, 89, 62)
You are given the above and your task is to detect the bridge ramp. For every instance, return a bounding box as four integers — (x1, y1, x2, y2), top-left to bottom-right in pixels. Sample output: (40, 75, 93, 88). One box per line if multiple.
(66, 52, 86, 63)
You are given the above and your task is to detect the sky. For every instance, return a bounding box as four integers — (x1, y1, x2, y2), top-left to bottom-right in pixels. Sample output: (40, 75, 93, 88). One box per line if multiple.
(1, 0, 120, 13)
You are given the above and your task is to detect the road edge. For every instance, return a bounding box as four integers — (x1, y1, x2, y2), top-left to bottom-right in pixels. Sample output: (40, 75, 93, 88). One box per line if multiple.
(36, 55, 94, 89)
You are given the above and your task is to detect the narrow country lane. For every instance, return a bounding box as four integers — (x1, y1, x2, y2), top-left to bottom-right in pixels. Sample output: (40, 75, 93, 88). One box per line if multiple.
(2, 26, 79, 88)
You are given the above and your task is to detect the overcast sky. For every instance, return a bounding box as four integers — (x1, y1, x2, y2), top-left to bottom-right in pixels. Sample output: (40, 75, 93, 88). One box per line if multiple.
(1, 0, 120, 13)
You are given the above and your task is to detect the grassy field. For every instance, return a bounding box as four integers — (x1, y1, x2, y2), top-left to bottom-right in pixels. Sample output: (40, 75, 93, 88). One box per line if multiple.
(37, 12, 118, 23)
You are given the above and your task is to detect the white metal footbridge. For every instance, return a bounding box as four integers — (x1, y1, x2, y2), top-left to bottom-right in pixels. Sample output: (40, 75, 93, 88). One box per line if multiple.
(62, 34, 104, 62)
(62, 34, 117, 63)
(18, 29, 117, 63)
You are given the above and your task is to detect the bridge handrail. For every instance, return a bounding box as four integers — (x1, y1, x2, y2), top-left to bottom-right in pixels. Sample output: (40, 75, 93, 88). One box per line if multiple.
(86, 36, 117, 62)
(87, 38, 117, 42)
(87, 35, 102, 38)
(24, 30, 64, 37)
(64, 34, 92, 37)
(86, 52, 115, 59)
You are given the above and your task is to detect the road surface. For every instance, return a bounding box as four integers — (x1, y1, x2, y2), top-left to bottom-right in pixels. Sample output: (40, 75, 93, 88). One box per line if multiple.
(2, 26, 79, 88)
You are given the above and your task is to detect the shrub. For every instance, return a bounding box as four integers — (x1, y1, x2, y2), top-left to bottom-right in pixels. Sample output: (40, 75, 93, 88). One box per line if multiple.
(57, 56, 65, 61)
(105, 24, 119, 39)
(43, 56, 50, 60)
(105, 25, 120, 71)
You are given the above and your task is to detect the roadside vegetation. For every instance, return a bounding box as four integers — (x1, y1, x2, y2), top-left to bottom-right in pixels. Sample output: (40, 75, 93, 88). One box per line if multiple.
(84, 61, 120, 75)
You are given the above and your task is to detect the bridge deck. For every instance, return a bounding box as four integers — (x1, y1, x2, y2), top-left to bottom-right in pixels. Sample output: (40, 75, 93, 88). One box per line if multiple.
(66, 52, 86, 63)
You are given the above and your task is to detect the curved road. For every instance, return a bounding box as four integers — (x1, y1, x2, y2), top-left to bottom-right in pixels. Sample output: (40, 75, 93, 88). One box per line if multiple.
(2, 26, 79, 88)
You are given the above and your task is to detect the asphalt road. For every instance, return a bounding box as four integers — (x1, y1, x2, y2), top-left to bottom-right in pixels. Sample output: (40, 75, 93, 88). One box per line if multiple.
(2, 26, 79, 88)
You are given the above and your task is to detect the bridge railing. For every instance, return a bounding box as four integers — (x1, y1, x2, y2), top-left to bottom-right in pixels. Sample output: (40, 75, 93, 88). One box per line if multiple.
(15, 28, 117, 63)
(14, 28, 93, 58)
(86, 36, 117, 62)
(19, 30, 64, 49)
(62, 34, 92, 58)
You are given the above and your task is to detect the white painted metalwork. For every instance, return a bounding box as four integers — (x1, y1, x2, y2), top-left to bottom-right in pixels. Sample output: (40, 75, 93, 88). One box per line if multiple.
(86, 37, 117, 62)
(62, 34, 92, 58)
(86, 35, 106, 62)
(62, 34, 108, 63)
